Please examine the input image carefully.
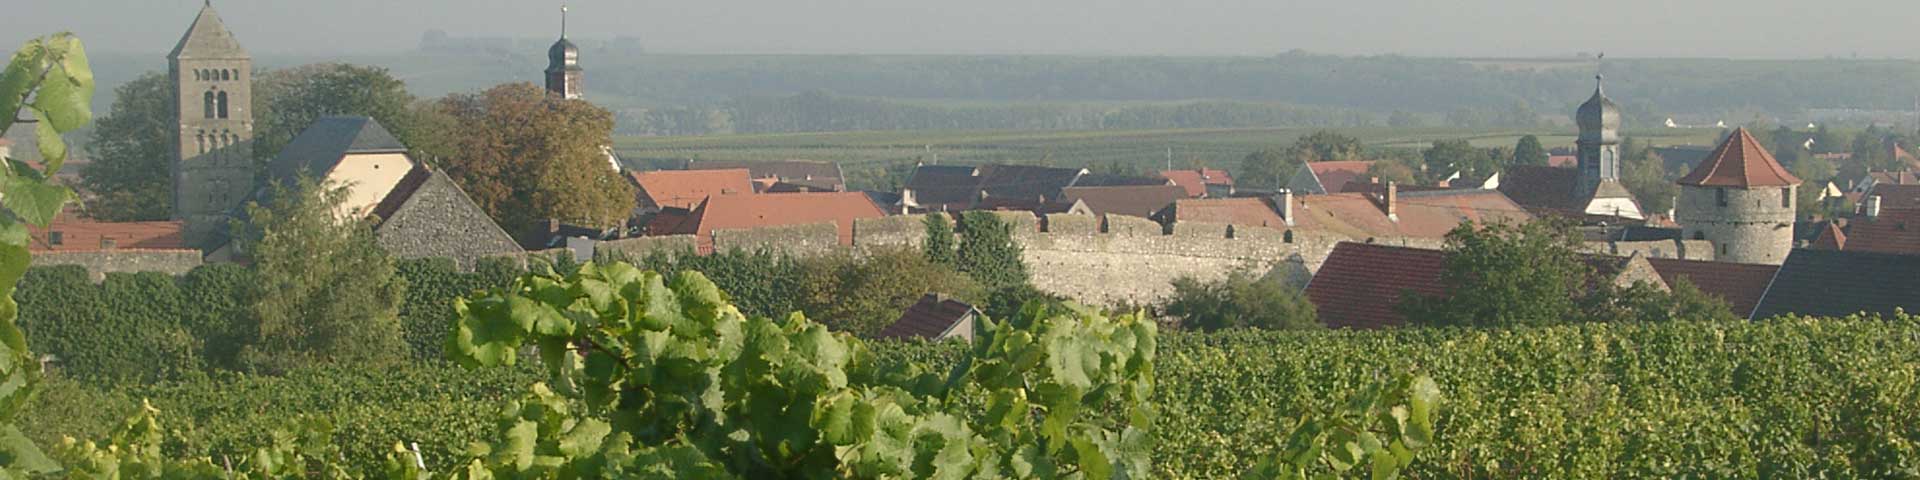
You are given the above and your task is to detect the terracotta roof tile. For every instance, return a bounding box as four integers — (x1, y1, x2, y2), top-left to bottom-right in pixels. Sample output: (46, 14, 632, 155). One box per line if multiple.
(1810, 221, 1847, 250)
(878, 293, 977, 340)
(1161, 168, 1233, 197)
(668, 192, 886, 253)
(1305, 161, 1372, 194)
(688, 160, 843, 185)
(631, 169, 755, 210)
(1061, 185, 1188, 218)
(1677, 128, 1802, 188)
(1839, 208, 1920, 256)
(1169, 197, 1287, 229)
(1869, 184, 1920, 211)
(1305, 243, 1447, 329)
(1643, 257, 1780, 318)
(29, 219, 190, 253)
(1547, 155, 1577, 168)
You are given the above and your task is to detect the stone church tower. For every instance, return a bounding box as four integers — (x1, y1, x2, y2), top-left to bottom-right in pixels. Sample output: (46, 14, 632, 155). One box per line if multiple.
(545, 7, 583, 99)
(169, 2, 254, 247)
(1573, 75, 1642, 219)
(1676, 128, 1802, 265)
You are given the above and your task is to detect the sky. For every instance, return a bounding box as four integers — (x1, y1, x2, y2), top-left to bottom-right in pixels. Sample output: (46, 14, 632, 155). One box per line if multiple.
(3, 0, 1918, 58)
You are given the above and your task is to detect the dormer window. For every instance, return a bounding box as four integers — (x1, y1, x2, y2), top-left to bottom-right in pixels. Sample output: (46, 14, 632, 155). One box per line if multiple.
(47, 232, 62, 246)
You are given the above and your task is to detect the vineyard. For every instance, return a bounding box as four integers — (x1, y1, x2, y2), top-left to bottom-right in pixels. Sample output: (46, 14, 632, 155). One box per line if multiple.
(24, 312, 1920, 477)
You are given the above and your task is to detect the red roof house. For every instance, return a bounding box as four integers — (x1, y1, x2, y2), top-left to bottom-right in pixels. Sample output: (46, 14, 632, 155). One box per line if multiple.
(630, 169, 756, 211)
(1678, 129, 1802, 188)
(1285, 161, 1374, 195)
(657, 192, 886, 253)
(1160, 168, 1234, 198)
(1305, 243, 1448, 329)
(28, 219, 190, 253)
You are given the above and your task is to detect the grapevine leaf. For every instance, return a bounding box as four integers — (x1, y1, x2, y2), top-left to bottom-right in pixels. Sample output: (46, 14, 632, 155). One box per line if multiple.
(33, 110, 65, 174)
(813, 393, 857, 446)
(500, 420, 539, 471)
(0, 425, 56, 474)
(30, 34, 92, 132)
(1071, 434, 1112, 480)
(0, 45, 45, 121)
(558, 419, 611, 457)
(0, 175, 71, 226)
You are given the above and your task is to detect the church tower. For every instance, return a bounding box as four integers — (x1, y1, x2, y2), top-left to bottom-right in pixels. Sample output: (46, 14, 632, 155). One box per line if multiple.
(169, 1, 255, 248)
(545, 6, 583, 99)
(1676, 128, 1802, 265)
(1572, 75, 1642, 219)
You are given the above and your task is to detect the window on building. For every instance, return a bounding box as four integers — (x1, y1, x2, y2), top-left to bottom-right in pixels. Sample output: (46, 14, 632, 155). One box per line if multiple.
(1693, 231, 1705, 240)
(1720, 243, 1728, 255)
(47, 232, 62, 246)
(1716, 188, 1728, 207)
(203, 91, 215, 119)
(217, 91, 229, 119)
(220, 69, 229, 81)
(1781, 188, 1790, 208)
(99, 238, 116, 250)
(1283, 230, 1294, 243)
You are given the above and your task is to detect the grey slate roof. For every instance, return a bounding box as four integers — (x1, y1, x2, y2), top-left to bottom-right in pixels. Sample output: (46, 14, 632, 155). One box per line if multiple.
(169, 4, 248, 60)
(268, 116, 408, 185)
(375, 169, 524, 270)
(902, 164, 1087, 210)
(688, 160, 845, 184)
(1750, 249, 1920, 320)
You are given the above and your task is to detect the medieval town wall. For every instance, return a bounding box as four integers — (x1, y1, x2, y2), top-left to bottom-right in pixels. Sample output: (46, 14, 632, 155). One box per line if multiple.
(32, 250, 203, 281)
(712, 223, 842, 256)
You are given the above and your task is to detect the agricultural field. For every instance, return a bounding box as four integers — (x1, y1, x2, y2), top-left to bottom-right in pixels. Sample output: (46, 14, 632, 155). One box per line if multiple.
(614, 126, 1727, 175)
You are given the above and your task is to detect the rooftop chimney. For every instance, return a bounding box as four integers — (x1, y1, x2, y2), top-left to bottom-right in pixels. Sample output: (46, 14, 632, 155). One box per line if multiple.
(1385, 182, 1399, 222)
(1865, 194, 1883, 219)
(1276, 188, 1294, 226)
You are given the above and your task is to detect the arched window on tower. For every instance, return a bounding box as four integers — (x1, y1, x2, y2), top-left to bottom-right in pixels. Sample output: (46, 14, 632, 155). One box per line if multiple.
(220, 70, 230, 81)
(217, 91, 229, 119)
(203, 91, 215, 119)
(196, 130, 207, 154)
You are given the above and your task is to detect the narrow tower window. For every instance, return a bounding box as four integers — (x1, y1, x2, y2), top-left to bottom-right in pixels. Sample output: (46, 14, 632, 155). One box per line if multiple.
(203, 91, 215, 119)
(217, 91, 229, 119)
(1780, 188, 1790, 208)
(220, 69, 230, 81)
(1716, 188, 1728, 207)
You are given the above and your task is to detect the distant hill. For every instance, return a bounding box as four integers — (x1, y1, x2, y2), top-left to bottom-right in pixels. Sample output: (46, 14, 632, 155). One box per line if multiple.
(81, 51, 1920, 135)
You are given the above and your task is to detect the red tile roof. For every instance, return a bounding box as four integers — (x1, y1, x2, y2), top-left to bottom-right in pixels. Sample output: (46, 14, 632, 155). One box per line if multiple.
(28, 219, 190, 253)
(1839, 208, 1920, 256)
(1644, 257, 1780, 318)
(1547, 155, 1578, 168)
(1869, 184, 1920, 211)
(630, 169, 755, 210)
(1160, 168, 1233, 198)
(877, 293, 978, 340)
(1810, 221, 1847, 250)
(1678, 128, 1802, 188)
(1306, 161, 1373, 194)
(1305, 242, 1448, 329)
(1168, 197, 1288, 229)
(1170, 189, 1530, 240)
(662, 192, 887, 253)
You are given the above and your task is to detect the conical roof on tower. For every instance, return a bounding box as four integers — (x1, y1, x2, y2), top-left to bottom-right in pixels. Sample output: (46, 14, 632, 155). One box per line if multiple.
(1677, 128, 1802, 188)
(1576, 75, 1621, 139)
(169, 2, 248, 60)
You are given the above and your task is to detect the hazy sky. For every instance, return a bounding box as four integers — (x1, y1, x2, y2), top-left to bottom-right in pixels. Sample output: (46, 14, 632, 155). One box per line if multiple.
(4, 0, 1917, 58)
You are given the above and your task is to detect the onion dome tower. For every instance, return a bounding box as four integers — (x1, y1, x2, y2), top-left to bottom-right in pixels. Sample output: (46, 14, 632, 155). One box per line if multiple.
(545, 5, 582, 99)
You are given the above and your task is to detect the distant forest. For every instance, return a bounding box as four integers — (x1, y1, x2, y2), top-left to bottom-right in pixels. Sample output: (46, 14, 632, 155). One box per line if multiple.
(84, 51, 1920, 135)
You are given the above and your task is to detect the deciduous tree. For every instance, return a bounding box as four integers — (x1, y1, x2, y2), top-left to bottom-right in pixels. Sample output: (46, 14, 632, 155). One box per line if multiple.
(1164, 271, 1318, 331)
(1512, 134, 1549, 166)
(79, 72, 173, 221)
(1400, 218, 1591, 328)
(425, 83, 635, 229)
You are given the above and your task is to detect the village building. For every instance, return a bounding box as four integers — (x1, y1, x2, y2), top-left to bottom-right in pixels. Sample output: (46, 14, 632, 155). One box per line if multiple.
(1059, 185, 1189, 219)
(1284, 161, 1373, 195)
(899, 164, 1087, 212)
(1160, 168, 1234, 198)
(1675, 128, 1802, 265)
(684, 160, 847, 193)
(25, 217, 202, 278)
(1499, 76, 1642, 221)
(1751, 249, 1920, 319)
(876, 293, 981, 342)
(169, 2, 256, 248)
(1155, 186, 1532, 241)
(629, 168, 756, 212)
(648, 192, 887, 253)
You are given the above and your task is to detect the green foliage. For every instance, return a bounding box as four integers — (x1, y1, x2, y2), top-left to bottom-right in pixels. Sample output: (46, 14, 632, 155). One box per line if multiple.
(1165, 272, 1319, 331)
(234, 177, 407, 374)
(954, 211, 1030, 293)
(1401, 218, 1591, 327)
(425, 82, 636, 229)
(1241, 373, 1441, 480)
(625, 248, 807, 321)
(982, 284, 1066, 325)
(1422, 138, 1498, 185)
(1621, 138, 1677, 215)
(798, 247, 982, 337)
(252, 63, 425, 163)
(445, 261, 1157, 478)
(395, 258, 524, 360)
(78, 72, 174, 221)
(1511, 134, 1548, 167)
(1239, 148, 1300, 190)
(921, 212, 956, 267)
(177, 263, 258, 369)
(14, 270, 200, 384)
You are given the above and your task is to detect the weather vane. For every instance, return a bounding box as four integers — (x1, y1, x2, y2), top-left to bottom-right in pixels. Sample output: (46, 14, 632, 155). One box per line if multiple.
(561, 4, 569, 39)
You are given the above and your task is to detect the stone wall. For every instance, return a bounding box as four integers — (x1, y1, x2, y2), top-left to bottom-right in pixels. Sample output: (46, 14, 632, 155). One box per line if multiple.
(1582, 239, 1714, 261)
(595, 235, 698, 261)
(31, 250, 203, 281)
(1676, 185, 1796, 265)
(712, 223, 841, 256)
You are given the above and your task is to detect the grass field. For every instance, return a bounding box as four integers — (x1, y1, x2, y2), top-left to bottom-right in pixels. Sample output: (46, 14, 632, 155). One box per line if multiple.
(614, 127, 1727, 176)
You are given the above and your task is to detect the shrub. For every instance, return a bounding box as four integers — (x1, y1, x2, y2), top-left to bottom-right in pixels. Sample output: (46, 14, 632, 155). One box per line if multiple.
(1164, 271, 1319, 331)
(797, 246, 982, 336)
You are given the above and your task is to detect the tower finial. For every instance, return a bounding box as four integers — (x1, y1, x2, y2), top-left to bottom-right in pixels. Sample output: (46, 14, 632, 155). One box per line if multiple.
(560, 4, 569, 39)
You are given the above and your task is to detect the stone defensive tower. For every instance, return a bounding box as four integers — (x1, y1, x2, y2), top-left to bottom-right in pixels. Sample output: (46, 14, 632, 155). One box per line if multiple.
(545, 6, 583, 99)
(169, 1, 255, 248)
(1675, 128, 1802, 265)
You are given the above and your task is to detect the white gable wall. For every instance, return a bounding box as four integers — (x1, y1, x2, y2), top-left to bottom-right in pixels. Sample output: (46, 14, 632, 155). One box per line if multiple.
(326, 152, 415, 218)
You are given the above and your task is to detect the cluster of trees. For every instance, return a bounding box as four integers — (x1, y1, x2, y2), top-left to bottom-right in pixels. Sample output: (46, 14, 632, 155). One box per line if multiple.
(80, 65, 635, 229)
(1237, 131, 1556, 192)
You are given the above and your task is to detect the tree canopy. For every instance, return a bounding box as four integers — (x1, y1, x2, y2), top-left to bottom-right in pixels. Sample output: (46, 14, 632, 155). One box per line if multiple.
(424, 82, 635, 229)
(79, 72, 173, 221)
(1164, 271, 1319, 331)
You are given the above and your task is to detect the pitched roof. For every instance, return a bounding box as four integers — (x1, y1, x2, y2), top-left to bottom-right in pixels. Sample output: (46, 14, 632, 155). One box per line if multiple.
(903, 165, 983, 208)
(1305, 161, 1373, 194)
(978, 165, 1085, 201)
(169, 4, 248, 60)
(631, 169, 755, 210)
(1167, 197, 1288, 229)
(687, 160, 844, 184)
(1677, 128, 1802, 188)
(372, 168, 525, 266)
(878, 294, 978, 340)
(371, 164, 434, 222)
(1060, 185, 1188, 218)
(1643, 257, 1780, 318)
(1305, 242, 1448, 329)
(1498, 165, 1583, 215)
(1547, 155, 1578, 168)
(1751, 249, 1920, 320)
(1868, 184, 1920, 211)
(1161, 168, 1234, 197)
(268, 116, 408, 184)
(1290, 190, 1531, 239)
(1809, 221, 1847, 250)
(666, 192, 887, 253)
(903, 164, 1086, 210)
(1838, 208, 1920, 255)
(29, 219, 190, 253)
(1073, 174, 1173, 187)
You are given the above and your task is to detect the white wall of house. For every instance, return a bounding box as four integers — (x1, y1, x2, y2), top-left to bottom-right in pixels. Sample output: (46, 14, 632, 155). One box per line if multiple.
(327, 152, 414, 217)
